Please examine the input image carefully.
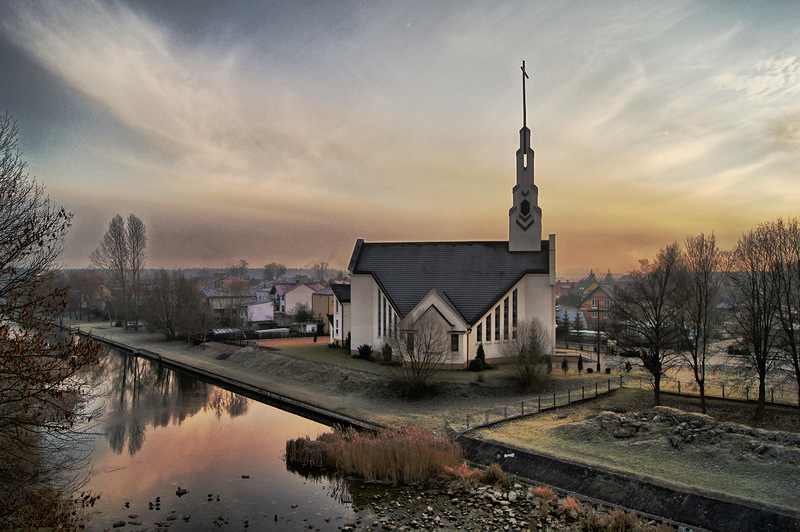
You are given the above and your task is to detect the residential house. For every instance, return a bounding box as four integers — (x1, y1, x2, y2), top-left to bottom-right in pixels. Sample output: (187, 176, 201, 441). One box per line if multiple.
(330, 283, 351, 346)
(311, 286, 334, 334)
(577, 284, 616, 330)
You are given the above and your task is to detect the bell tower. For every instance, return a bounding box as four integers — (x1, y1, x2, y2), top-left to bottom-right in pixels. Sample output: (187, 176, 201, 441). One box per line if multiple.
(509, 60, 542, 252)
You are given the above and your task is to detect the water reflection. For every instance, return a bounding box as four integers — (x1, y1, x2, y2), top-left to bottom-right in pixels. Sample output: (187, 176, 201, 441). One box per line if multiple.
(94, 350, 249, 456)
(81, 349, 360, 531)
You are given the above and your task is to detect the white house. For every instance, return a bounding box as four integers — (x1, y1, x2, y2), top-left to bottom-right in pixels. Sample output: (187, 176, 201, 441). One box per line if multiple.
(347, 66, 555, 368)
(330, 283, 351, 346)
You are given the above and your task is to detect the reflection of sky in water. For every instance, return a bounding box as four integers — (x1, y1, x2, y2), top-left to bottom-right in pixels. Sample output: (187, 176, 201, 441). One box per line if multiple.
(81, 351, 360, 530)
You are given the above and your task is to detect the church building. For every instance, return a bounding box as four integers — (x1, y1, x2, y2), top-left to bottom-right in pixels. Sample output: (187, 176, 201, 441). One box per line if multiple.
(347, 63, 556, 368)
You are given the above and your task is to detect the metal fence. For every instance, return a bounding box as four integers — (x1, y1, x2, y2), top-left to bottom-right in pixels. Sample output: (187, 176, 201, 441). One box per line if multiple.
(462, 373, 798, 432)
(464, 376, 624, 430)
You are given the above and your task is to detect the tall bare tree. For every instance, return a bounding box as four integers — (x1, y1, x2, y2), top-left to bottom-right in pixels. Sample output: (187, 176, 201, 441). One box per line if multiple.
(0, 113, 100, 527)
(610, 243, 682, 405)
(766, 218, 800, 407)
(127, 213, 147, 323)
(312, 261, 329, 282)
(387, 311, 452, 399)
(727, 223, 782, 421)
(228, 258, 249, 279)
(91, 213, 146, 326)
(676, 233, 725, 413)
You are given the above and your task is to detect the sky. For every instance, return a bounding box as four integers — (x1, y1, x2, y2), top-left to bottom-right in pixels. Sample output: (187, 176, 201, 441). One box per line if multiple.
(1, 1, 799, 278)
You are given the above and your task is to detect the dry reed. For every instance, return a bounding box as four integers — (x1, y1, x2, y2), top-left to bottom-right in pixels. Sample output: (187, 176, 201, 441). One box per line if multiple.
(285, 425, 464, 485)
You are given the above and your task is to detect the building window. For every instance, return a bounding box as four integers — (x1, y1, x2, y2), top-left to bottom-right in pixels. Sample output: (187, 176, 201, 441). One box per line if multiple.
(604, 311, 609, 319)
(383, 298, 387, 337)
(591, 299, 598, 309)
(591, 311, 598, 319)
(486, 316, 491, 342)
(477, 323, 482, 343)
(494, 307, 500, 341)
(503, 297, 509, 340)
(604, 298, 610, 309)
(512, 289, 518, 339)
(377, 292, 382, 336)
(451, 334, 459, 352)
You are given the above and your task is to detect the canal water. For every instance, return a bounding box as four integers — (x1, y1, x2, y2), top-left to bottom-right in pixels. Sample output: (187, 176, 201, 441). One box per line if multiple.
(79, 348, 364, 530)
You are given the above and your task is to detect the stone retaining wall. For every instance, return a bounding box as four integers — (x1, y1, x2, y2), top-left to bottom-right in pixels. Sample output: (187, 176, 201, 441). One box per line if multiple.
(456, 434, 800, 532)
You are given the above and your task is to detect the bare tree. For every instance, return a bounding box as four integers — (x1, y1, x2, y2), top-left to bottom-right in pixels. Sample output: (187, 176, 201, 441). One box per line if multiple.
(502, 319, 551, 391)
(312, 261, 329, 282)
(770, 218, 800, 407)
(610, 243, 682, 405)
(228, 258, 249, 279)
(263, 262, 287, 281)
(91, 214, 129, 323)
(0, 113, 101, 527)
(143, 270, 211, 341)
(386, 311, 452, 398)
(676, 233, 725, 413)
(127, 213, 147, 323)
(727, 223, 782, 421)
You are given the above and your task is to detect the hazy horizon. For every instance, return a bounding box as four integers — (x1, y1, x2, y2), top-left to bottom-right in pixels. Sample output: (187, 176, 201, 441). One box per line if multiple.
(2, 1, 798, 276)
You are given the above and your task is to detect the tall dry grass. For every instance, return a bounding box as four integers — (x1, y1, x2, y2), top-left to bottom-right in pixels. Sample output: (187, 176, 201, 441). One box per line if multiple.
(286, 425, 464, 485)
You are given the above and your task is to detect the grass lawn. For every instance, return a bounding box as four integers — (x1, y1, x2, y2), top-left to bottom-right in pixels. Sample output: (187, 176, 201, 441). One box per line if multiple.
(471, 388, 800, 511)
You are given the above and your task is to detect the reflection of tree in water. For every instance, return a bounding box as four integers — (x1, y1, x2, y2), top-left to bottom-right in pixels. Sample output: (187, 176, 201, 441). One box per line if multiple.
(93, 350, 250, 456)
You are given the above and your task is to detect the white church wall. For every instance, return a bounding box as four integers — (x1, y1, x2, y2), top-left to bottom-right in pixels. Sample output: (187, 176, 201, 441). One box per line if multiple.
(350, 273, 377, 353)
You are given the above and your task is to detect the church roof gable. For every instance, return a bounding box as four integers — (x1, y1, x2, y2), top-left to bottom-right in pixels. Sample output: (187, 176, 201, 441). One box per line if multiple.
(350, 240, 549, 324)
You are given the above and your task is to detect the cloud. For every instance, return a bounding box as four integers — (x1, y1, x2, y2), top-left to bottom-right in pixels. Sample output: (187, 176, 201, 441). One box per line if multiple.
(714, 56, 800, 98)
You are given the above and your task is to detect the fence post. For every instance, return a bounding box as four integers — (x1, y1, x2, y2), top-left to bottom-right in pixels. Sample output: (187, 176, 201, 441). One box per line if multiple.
(538, 395, 541, 412)
(504, 406, 508, 419)
(521, 401, 524, 416)
(485, 412, 489, 424)
(746, 386, 749, 401)
(582, 386, 585, 400)
(771, 388, 774, 403)
(568, 389, 571, 403)
(553, 392, 556, 407)
(596, 382, 598, 396)
(466, 414, 470, 429)
(722, 384, 725, 398)
(678, 381, 681, 394)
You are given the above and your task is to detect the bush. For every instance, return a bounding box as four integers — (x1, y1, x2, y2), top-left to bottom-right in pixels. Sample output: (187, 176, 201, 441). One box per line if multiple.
(502, 319, 551, 390)
(546, 355, 553, 373)
(562, 358, 569, 374)
(577, 355, 584, 372)
(467, 358, 485, 372)
(355, 343, 373, 360)
(586, 367, 593, 374)
(475, 343, 486, 363)
(605, 367, 612, 374)
(381, 343, 393, 363)
(481, 463, 509, 487)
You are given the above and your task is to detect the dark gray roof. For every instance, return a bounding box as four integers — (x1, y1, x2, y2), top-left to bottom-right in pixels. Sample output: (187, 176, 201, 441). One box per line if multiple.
(330, 283, 351, 303)
(349, 240, 549, 325)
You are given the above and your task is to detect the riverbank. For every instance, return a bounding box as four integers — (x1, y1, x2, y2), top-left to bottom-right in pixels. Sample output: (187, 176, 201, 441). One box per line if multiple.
(74, 323, 800, 531)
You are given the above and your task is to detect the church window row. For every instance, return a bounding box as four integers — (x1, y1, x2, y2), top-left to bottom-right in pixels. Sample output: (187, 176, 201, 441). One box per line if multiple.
(377, 291, 396, 338)
(478, 288, 519, 345)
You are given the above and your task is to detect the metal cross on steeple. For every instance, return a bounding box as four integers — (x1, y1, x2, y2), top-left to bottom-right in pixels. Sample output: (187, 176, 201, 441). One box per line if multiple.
(521, 60, 529, 129)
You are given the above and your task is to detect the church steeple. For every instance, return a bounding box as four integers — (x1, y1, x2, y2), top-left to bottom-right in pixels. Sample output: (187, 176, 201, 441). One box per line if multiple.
(509, 60, 542, 252)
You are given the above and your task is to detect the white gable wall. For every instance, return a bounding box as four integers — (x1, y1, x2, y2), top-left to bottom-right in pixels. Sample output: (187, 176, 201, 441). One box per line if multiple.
(350, 273, 378, 353)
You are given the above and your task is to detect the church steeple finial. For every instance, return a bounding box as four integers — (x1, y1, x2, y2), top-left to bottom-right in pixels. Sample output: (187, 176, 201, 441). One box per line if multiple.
(521, 60, 529, 129)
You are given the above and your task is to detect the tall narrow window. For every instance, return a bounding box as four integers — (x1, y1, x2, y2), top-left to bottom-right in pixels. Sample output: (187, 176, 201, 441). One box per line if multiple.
(377, 292, 382, 336)
(512, 289, 518, 339)
(591, 298, 598, 309)
(486, 316, 491, 342)
(494, 306, 500, 341)
(477, 323, 483, 343)
(383, 298, 387, 336)
(451, 334, 459, 352)
(503, 297, 509, 340)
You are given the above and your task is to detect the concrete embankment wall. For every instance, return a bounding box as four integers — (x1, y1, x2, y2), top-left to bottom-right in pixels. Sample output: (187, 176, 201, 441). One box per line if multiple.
(457, 434, 800, 532)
